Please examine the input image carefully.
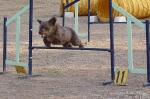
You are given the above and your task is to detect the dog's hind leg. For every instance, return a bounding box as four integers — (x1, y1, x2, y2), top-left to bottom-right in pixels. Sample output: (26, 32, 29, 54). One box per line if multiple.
(71, 39, 84, 48)
(63, 42, 72, 47)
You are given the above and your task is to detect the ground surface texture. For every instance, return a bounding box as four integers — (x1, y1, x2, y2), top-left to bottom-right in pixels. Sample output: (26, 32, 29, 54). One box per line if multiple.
(0, 0, 150, 99)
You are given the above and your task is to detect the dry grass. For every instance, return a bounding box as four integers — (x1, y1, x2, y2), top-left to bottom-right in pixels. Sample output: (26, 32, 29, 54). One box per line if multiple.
(0, 0, 150, 99)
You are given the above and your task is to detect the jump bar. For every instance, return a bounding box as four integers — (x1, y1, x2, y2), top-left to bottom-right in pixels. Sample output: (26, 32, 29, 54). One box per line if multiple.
(31, 46, 111, 52)
(89, 21, 149, 24)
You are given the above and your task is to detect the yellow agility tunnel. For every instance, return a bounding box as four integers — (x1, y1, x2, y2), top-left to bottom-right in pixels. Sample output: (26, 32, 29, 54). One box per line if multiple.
(96, 0, 150, 22)
(60, 0, 150, 22)
(59, 0, 98, 16)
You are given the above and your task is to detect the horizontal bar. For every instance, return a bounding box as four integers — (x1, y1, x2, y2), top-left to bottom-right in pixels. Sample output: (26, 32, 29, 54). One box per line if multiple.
(89, 21, 149, 24)
(77, 33, 88, 37)
(31, 46, 111, 52)
(6, 4, 29, 26)
(5, 60, 28, 67)
(115, 67, 147, 74)
(130, 68, 147, 74)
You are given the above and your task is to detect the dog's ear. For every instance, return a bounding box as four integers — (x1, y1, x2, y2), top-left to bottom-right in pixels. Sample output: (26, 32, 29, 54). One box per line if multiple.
(37, 19, 42, 24)
(48, 17, 56, 25)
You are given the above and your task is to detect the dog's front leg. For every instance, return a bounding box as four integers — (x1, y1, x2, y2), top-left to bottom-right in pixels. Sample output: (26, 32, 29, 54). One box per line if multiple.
(43, 37, 51, 47)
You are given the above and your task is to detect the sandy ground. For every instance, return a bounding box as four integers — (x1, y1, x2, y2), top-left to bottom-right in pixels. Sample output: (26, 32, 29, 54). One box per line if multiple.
(0, 0, 150, 99)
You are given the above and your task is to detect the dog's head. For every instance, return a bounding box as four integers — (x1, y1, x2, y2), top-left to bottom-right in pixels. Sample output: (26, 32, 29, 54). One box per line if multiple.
(37, 17, 56, 38)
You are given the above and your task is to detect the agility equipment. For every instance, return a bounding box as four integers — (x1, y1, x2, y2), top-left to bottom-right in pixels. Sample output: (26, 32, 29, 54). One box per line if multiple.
(88, 0, 150, 86)
(3, 1, 40, 78)
(96, 0, 150, 22)
(110, 1, 150, 87)
(62, 0, 88, 37)
(3, 5, 29, 72)
(60, 0, 97, 16)
(114, 69, 128, 86)
(3, 0, 150, 87)
(114, 16, 126, 22)
(64, 12, 74, 18)
(111, 1, 150, 86)
(2, 0, 115, 83)
(90, 16, 99, 22)
(14, 66, 27, 75)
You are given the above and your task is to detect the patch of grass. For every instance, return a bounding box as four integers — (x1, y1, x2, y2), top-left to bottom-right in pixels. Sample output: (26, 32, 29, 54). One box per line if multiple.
(59, 52, 76, 58)
(46, 68, 62, 76)
(42, 51, 77, 61)
(9, 82, 29, 88)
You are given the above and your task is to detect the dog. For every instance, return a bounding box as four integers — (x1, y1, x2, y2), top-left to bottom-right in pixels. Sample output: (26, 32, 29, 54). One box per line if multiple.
(37, 17, 84, 48)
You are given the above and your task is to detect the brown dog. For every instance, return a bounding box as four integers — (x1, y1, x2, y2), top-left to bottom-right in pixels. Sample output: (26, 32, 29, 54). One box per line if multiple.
(37, 17, 84, 48)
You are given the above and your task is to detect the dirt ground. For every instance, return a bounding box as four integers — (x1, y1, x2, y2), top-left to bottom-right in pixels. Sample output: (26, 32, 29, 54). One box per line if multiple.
(0, 0, 150, 99)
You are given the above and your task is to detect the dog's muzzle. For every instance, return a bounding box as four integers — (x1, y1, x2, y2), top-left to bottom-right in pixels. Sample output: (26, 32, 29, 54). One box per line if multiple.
(41, 34, 45, 38)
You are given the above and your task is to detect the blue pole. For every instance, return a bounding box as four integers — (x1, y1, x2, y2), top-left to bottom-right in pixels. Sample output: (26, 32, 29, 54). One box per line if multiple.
(109, 0, 115, 81)
(62, 0, 80, 27)
(146, 20, 150, 83)
(29, 0, 33, 75)
(143, 20, 150, 87)
(62, 3, 65, 26)
(66, 0, 68, 4)
(3, 17, 7, 72)
(103, 0, 114, 85)
(88, 0, 90, 42)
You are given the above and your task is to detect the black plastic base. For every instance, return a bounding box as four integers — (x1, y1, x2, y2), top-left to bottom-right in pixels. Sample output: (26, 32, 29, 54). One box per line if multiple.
(18, 74, 42, 79)
(103, 80, 113, 86)
(143, 83, 150, 87)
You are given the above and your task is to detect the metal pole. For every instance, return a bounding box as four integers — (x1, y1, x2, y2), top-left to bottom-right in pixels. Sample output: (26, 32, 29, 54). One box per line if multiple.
(62, 0, 80, 27)
(3, 17, 7, 72)
(75, 2, 78, 34)
(88, 0, 90, 42)
(62, 3, 65, 26)
(146, 20, 150, 83)
(29, 0, 33, 75)
(66, 0, 68, 4)
(109, 0, 115, 81)
(103, 0, 114, 85)
(143, 20, 150, 87)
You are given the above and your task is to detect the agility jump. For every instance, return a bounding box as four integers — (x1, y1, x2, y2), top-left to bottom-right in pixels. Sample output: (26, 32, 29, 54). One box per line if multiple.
(2, 0, 115, 84)
(2, 0, 150, 87)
